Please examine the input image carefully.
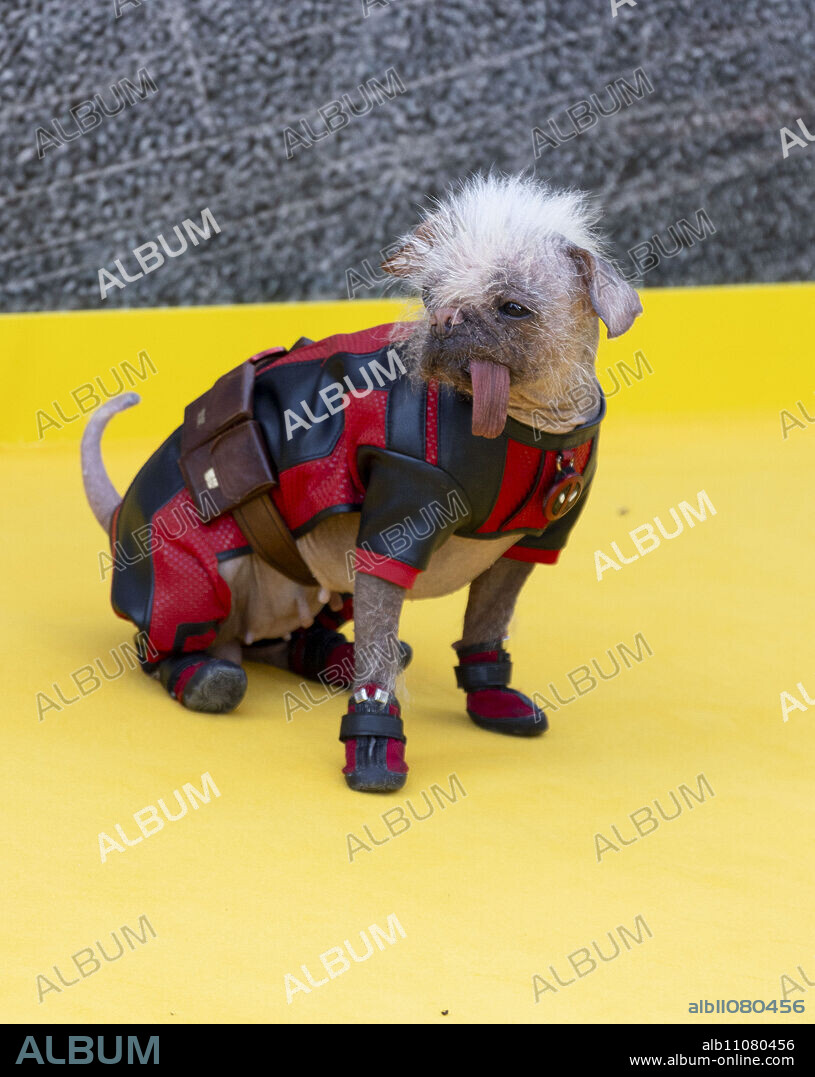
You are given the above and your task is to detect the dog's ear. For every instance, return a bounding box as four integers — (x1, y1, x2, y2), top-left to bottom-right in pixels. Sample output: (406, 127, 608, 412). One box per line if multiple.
(380, 220, 437, 278)
(568, 246, 642, 338)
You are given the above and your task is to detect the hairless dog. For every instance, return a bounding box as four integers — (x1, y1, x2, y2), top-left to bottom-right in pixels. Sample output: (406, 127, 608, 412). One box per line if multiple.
(82, 174, 642, 792)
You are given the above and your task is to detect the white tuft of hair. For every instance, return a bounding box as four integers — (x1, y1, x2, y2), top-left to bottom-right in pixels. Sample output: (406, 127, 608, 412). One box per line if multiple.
(397, 172, 607, 307)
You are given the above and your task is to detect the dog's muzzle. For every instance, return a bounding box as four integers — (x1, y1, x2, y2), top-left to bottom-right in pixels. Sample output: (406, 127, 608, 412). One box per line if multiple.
(429, 306, 463, 338)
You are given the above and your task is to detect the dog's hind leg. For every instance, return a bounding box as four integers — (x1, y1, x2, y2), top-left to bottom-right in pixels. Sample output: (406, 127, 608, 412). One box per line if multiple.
(453, 558, 547, 736)
(245, 591, 412, 690)
(243, 592, 356, 686)
(338, 573, 409, 793)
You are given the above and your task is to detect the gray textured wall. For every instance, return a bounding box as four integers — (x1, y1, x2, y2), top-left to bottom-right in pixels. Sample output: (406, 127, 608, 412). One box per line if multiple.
(1, 0, 812, 312)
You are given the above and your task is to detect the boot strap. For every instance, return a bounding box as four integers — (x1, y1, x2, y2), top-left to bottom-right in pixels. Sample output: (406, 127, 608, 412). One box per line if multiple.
(158, 651, 209, 693)
(339, 712, 405, 742)
(339, 685, 405, 742)
(455, 648, 512, 691)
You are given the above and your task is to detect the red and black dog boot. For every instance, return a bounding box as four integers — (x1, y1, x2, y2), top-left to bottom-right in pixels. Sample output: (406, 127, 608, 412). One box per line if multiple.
(158, 652, 247, 714)
(287, 624, 356, 688)
(454, 640, 547, 736)
(286, 597, 414, 690)
(339, 684, 408, 793)
(242, 624, 412, 691)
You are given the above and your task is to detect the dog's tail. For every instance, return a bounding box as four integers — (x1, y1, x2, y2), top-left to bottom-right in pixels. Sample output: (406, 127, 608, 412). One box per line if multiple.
(81, 392, 140, 532)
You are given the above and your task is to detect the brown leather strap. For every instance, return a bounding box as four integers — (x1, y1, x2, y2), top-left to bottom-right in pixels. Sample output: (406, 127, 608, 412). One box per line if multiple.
(233, 494, 318, 588)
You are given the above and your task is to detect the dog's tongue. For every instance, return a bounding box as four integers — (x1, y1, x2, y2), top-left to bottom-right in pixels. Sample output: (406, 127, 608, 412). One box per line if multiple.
(470, 360, 510, 438)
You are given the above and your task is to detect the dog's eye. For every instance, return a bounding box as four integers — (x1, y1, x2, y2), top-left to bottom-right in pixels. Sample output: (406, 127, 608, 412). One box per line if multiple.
(498, 301, 532, 318)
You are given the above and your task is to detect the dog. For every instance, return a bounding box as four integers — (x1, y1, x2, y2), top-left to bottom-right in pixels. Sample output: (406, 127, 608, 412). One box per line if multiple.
(81, 173, 642, 793)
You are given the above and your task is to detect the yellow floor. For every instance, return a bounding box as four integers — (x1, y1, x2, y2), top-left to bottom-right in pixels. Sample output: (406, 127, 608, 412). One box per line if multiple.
(2, 288, 814, 1024)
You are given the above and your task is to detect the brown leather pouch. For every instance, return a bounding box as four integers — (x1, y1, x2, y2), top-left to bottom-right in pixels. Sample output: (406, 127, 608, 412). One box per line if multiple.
(181, 362, 254, 454)
(177, 356, 318, 586)
(179, 363, 276, 520)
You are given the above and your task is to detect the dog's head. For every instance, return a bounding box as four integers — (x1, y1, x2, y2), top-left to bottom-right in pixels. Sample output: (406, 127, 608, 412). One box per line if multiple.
(383, 173, 642, 437)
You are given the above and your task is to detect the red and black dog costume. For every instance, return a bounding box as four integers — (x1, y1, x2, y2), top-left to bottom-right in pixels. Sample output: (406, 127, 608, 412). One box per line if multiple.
(108, 324, 603, 762)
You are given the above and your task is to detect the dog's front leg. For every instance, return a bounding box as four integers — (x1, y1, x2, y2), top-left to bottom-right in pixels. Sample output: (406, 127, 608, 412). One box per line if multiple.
(459, 558, 534, 647)
(453, 558, 547, 736)
(339, 572, 409, 793)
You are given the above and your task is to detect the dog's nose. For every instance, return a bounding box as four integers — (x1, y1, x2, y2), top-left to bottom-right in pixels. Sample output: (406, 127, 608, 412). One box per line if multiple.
(429, 306, 463, 338)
